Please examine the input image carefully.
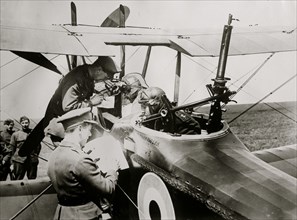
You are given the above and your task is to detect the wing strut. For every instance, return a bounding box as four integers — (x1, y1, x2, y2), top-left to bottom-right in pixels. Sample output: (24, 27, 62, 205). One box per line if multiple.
(116, 4, 126, 118)
(100, 4, 130, 117)
(112, 4, 127, 118)
(142, 46, 152, 78)
(174, 52, 181, 104)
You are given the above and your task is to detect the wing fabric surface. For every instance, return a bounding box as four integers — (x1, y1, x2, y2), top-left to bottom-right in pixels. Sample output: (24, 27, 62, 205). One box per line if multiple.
(65, 25, 297, 56)
(0, 24, 114, 56)
(253, 144, 297, 178)
(1, 24, 295, 57)
(169, 26, 297, 56)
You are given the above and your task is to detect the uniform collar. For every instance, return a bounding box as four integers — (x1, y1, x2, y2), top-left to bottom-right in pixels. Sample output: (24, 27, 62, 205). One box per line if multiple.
(59, 140, 81, 150)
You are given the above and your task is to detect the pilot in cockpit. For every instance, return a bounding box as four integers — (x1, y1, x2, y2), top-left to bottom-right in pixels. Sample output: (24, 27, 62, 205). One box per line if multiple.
(121, 74, 201, 135)
(136, 87, 201, 135)
(111, 73, 201, 144)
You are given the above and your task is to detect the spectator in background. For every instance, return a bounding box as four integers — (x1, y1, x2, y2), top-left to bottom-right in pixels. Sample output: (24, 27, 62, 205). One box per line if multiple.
(0, 119, 15, 147)
(9, 116, 41, 180)
(1, 136, 11, 180)
(0, 119, 15, 180)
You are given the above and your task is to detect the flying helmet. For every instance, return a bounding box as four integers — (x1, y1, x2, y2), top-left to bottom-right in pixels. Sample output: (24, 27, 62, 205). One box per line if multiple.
(138, 87, 166, 115)
(122, 73, 149, 103)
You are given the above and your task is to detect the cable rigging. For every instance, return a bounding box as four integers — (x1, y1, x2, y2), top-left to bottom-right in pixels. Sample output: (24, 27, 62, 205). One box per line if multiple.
(0, 56, 20, 68)
(229, 74, 297, 124)
(0, 55, 60, 91)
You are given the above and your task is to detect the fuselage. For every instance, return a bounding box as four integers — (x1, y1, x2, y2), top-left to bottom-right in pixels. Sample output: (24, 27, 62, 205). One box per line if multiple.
(131, 117, 297, 220)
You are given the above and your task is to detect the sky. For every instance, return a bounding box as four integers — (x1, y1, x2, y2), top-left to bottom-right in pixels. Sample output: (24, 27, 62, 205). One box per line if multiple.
(0, 1, 296, 120)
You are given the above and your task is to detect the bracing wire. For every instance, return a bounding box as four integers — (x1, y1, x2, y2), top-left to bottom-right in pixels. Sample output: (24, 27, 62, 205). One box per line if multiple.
(181, 55, 217, 104)
(1, 109, 55, 150)
(124, 46, 142, 66)
(227, 54, 275, 89)
(183, 54, 215, 73)
(9, 184, 53, 220)
(229, 74, 297, 124)
(269, 102, 297, 116)
(0, 56, 20, 68)
(182, 52, 295, 123)
(222, 53, 275, 108)
(1, 66, 39, 90)
(1, 55, 60, 90)
(32, 153, 48, 162)
(263, 102, 297, 123)
(224, 83, 297, 123)
(229, 53, 274, 95)
(117, 184, 146, 219)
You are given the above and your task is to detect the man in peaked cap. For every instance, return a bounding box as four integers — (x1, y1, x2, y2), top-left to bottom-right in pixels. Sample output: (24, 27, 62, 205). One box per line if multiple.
(47, 107, 119, 220)
(19, 56, 121, 157)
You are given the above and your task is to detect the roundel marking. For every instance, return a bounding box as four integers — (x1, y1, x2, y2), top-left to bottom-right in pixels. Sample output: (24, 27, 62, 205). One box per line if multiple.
(137, 172, 175, 220)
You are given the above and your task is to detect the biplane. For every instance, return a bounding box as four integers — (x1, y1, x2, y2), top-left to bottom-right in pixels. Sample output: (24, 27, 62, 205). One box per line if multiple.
(0, 2, 296, 220)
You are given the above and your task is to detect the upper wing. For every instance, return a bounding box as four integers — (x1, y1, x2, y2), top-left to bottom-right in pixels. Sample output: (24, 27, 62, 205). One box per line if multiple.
(169, 26, 297, 56)
(1, 24, 296, 57)
(253, 144, 297, 178)
(0, 24, 115, 56)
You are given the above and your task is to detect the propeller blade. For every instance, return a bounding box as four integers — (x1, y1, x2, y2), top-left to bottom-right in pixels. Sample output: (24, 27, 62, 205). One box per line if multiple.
(100, 5, 130, 27)
(12, 51, 62, 75)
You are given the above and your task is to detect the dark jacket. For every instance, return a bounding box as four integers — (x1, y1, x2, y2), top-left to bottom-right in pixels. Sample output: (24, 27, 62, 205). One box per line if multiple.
(45, 64, 94, 123)
(0, 129, 15, 147)
(19, 64, 94, 157)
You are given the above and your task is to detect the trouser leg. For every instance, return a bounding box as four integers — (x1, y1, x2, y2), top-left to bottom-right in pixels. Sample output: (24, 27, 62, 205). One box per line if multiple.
(0, 164, 10, 181)
(27, 160, 38, 179)
(13, 161, 26, 180)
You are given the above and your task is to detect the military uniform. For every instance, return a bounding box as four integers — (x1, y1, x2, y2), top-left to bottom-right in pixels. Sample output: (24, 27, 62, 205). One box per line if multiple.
(47, 108, 118, 220)
(0, 128, 15, 147)
(9, 129, 41, 180)
(0, 128, 15, 180)
(48, 141, 117, 220)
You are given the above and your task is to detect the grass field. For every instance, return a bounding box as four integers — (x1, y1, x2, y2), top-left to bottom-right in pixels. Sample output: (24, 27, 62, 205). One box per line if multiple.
(1, 101, 296, 179)
(223, 101, 296, 151)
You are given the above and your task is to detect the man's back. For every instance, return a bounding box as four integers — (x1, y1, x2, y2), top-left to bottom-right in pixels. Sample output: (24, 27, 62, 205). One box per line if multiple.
(48, 142, 117, 202)
(45, 64, 94, 120)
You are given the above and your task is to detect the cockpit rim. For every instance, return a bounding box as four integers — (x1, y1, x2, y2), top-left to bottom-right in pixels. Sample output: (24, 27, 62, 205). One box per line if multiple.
(131, 113, 230, 142)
